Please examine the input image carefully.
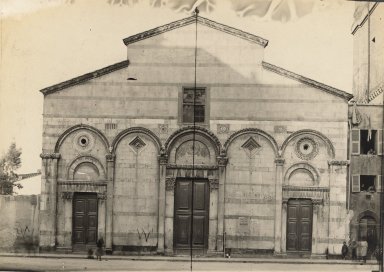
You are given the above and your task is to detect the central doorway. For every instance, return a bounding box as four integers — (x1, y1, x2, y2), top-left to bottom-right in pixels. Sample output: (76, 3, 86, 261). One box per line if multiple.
(287, 199, 313, 252)
(174, 178, 209, 251)
(72, 193, 98, 251)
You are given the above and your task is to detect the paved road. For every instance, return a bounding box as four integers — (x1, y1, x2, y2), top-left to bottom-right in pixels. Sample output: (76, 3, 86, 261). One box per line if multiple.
(0, 257, 380, 272)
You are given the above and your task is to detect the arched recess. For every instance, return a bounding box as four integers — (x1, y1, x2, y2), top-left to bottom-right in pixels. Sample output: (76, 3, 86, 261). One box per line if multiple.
(223, 128, 279, 156)
(67, 155, 106, 181)
(281, 129, 335, 158)
(284, 162, 320, 186)
(111, 127, 162, 153)
(355, 210, 379, 224)
(55, 124, 109, 153)
(165, 126, 222, 158)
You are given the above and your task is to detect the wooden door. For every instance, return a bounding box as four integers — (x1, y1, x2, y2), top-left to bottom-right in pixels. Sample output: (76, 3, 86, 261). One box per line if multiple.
(287, 199, 312, 252)
(73, 193, 98, 246)
(174, 179, 209, 249)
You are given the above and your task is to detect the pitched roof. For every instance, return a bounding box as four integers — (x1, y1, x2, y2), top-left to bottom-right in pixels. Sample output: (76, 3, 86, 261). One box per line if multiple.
(40, 60, 129, 96)
(123, 16, 268, 47)
(262, 61, 353, 101)
(18, 172, 41, 181)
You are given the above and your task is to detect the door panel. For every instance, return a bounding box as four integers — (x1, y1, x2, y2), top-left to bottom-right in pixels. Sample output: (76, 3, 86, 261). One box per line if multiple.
(174, 179, 209, 250)
(73, 193, 98, 245)
(287, 199, 312, 252)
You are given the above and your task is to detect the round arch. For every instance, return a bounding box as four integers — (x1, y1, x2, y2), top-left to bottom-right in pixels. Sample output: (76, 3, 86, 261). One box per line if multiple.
(223, 128, 279, 156)
(111, 127, 162, 153)
(67, 155, 106, 181)
(281, 129, 335, 158)
(165, 126, 222, 156)
(284, 162, 320, 185)
(355, 210, 379, 224)
(55, 124, 109, 153)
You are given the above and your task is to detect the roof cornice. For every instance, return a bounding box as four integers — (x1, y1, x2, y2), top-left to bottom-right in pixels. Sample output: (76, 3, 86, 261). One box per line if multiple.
(40, 60, 129, 96)
(262, 61, 353, 101)
(123, 16, 268, 47)
(351, 2, 379, 35)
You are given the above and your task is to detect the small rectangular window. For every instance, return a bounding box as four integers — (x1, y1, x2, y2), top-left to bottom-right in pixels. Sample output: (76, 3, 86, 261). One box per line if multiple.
(360, 175, 376, 192)
(360, 130, 377, 155)
(182, 88, 206, 124)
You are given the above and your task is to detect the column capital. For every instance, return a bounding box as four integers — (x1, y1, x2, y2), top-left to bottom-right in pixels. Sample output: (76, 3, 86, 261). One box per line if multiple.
(61, 191, 73, 200)
(275, 157, 285, 166)
(158, 154, 168, 165)
(217, 156, 228, 167)
(106, 153, 116, 162)
(40, 153, 61, 160)
(97, 192, 107, 200)
(209, 178, 219, 192)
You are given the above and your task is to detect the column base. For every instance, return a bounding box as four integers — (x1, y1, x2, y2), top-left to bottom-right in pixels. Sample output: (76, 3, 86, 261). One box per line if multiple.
(105, 248, 113, 255)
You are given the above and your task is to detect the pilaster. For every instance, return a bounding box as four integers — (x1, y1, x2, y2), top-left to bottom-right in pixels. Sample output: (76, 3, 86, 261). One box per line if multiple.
(274, 157, 285, 254)
(105, 153, 115, 254)
(157, 153, 168, 254)
(216, 155, 228, 252)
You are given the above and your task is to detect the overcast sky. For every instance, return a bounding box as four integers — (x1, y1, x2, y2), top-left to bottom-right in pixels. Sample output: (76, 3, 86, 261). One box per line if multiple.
(0, 0, 355, 173)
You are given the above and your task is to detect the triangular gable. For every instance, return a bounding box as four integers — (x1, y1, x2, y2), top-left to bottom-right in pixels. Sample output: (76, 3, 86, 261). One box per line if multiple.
(262, 61, 353, 101)
(122, 16, 268, 48)
(40, 60, 129, 96)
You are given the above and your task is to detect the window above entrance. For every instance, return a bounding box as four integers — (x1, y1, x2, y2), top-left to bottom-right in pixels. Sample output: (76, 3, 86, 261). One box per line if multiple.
(351, 129, 383, 155)
(179, 87, 209, 125)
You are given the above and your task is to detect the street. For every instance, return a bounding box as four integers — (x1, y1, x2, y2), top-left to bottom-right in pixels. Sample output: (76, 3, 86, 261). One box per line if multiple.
(0, 257, 379, 272)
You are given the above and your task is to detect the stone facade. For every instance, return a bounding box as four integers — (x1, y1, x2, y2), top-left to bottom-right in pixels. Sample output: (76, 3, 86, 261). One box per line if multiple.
(39, 16, 352, 256)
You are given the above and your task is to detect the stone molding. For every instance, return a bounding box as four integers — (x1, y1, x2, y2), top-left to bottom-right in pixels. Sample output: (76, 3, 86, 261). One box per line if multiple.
(209, 178, 219, 191)
(54, 124, 110, 153)
(274, 157, 285, 166)
(328, 160, 350, 166)
(61, 191, 74, 199)
(284, 162, 320, 185)
(106, 154, 116, 162)
(97, 193, 107, 200)
(111, 127, 162, 153)
(122, 16, 268, 47)
(217, 156, 228, 167)
(164, 126, 222, 154)
(166, 164, 218, 170)
(67, 155, 106, 180)
(223, 128, 279, 156)
(165, 177, 176, 191)
(282, 186, 329, 203)
(280, 129, 336, 159)
(40, 153, 61, 160)
(158, 154, 168, 165)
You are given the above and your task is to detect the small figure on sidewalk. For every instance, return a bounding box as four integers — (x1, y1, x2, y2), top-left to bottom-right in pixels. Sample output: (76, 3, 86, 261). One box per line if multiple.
(341, 241, 348, 259)
(95, 237, 104, 261)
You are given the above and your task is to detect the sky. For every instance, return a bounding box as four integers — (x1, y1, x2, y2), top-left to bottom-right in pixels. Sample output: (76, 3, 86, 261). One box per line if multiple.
(0, 0, 356, 174)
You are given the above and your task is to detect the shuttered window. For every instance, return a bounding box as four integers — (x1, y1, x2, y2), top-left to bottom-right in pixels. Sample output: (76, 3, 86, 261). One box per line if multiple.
(352, 175, 360, 193)
(351, 129, 360, 155)
(376, 129, 383, 155)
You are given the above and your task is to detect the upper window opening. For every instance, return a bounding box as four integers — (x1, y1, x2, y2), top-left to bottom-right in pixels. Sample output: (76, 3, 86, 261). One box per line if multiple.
(360, 130, 377, 155)
(182, 88, 206, 124)
(360, 175, 376, 192)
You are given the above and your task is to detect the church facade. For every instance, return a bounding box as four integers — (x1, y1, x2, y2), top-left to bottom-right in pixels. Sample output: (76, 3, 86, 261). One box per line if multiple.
(39, 16, 353, 257)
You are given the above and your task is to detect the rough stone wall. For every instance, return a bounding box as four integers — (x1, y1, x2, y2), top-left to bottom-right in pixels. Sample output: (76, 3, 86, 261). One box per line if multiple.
(0, 195, 40, 252)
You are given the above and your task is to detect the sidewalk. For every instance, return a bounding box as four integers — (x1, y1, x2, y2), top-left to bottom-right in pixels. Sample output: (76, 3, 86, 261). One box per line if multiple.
(0, 252, 379, 265)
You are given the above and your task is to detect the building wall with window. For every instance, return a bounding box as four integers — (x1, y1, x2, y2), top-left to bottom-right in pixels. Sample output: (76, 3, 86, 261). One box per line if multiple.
(349, 2, 384, 257)
(39, 16, 353, 256)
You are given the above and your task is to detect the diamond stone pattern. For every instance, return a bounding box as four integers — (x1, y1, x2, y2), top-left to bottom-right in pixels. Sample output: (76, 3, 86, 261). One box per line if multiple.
(241, 137, 261, 152)
(129, 136, 146, 151)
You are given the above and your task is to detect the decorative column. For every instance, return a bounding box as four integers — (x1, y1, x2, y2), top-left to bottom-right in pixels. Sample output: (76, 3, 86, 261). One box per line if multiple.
(281, 199, 288, 253)
(61, 192, 74, 249)
(39, 153, 61, 250)
(216, 155, 228, 252)
(311, 199, 322, 255)
(274, 157, 285, 254)
(164, 177, 176, 254)
(157, 152, 168, 254)
(105, 153, 115, 254)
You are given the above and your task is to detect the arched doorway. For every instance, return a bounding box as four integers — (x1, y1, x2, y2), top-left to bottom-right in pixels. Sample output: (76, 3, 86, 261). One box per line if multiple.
(359, 216, 377, 256)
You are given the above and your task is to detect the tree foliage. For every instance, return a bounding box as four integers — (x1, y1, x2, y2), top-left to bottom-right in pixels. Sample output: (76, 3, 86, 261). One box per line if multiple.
(0, 143, 22, 195)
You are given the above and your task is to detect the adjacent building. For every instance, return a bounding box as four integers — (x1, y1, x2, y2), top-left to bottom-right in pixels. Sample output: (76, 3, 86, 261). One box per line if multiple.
(39, 15, 353, 256)
(348, 2, 383, 257)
